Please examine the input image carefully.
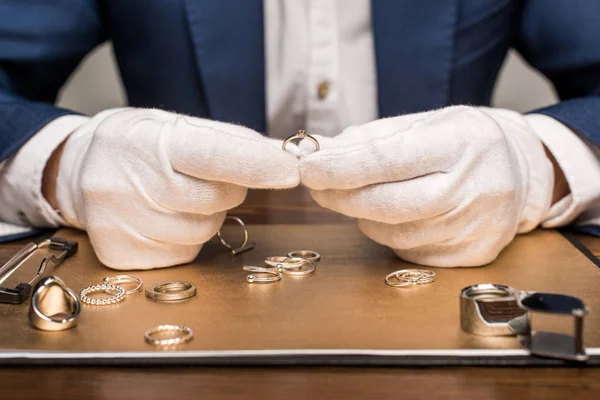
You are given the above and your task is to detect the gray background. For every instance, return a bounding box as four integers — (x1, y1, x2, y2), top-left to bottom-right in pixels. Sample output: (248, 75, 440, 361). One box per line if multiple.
(56, 42, 558, 118)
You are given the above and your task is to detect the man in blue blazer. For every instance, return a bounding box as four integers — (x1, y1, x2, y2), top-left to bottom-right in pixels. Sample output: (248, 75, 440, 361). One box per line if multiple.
(1, 0, 599, 269)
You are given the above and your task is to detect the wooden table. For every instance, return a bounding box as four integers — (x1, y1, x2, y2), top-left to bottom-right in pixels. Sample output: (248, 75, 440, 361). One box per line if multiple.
(1, 187, 599, 400)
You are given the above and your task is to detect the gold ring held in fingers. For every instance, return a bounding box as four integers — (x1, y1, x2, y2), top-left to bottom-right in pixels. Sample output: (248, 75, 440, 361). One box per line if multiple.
(287, 250, 321, 262)
(282, 130, 320, 152)
(144, 324, 194, 346)
(103, 274, 143, 295)
(145, 281, 197, 302)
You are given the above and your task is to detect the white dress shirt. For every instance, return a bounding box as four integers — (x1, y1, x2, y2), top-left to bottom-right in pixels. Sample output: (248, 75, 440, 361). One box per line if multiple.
(1, 0, 600, 237)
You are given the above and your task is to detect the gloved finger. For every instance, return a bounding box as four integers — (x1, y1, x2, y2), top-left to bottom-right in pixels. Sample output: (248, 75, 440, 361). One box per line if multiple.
(333, 110, 437, 144)
(308, 173, 457, 224)
(392, 239, 503, 268)
(301, 107, 481, 190)
(133, 211, 226, 246)
(165, 117, 300, 189)
(140, 162, 248, 214)
(357, 218, 455, 251)
(87, 224, 205, 270)
(297, 112, 436, 156)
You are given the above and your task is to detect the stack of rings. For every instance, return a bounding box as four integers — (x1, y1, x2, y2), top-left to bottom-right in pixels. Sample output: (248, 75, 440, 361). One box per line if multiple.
(80, 284, 126, 305)
(244, 254, 318, 283)
(144, 324, 194, 346)
(384, 269, 436, 287)
(103, 275, 143, 295)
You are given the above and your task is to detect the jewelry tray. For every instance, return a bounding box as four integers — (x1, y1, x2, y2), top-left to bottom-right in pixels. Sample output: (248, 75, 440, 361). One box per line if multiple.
(1, 225, 599, 367)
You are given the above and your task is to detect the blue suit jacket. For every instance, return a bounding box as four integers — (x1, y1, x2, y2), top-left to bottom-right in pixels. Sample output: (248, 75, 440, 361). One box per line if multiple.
(1, 0, 600, 231)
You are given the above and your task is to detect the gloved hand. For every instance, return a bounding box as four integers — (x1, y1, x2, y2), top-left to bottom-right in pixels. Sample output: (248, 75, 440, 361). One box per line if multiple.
(300, 106, 554, 267)
(56, 108, 299, 269)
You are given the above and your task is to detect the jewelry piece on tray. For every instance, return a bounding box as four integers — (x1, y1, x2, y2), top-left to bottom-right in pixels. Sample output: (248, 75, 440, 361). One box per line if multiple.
(217, 216, 255, 255)
(287, 250, 321, 262)
(103, 275, 143, 295)
(29, 276, 80, 331)
(282, 130, 320, 153)
(80, 283, 126, 305)
(264, 256, 305, 269)
(145, 281, 197, 302)
(243, 266, 282, 283)
(277, 258, 316, 276)
(144, 324, 194, 346)
(384, 269, 435, 287)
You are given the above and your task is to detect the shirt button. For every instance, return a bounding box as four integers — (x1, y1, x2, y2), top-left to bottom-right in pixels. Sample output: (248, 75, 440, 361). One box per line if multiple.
(317, 81, 330, 100)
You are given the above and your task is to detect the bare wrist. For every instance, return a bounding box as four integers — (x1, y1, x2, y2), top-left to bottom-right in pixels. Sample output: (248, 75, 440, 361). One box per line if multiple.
(543, 145, 570, 205)
(42, 137, 69, 210)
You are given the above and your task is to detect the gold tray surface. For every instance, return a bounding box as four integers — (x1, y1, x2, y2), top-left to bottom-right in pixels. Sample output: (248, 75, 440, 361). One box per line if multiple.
(0, 225, 598, 353)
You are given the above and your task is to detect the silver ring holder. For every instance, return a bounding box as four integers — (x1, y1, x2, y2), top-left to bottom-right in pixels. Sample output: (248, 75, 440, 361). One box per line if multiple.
(460, 283, 588, 362)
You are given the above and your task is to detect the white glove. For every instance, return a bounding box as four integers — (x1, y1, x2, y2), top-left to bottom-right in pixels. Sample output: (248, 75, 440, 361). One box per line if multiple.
(300, 106, 554, 267)
(56, 108, 299, 270)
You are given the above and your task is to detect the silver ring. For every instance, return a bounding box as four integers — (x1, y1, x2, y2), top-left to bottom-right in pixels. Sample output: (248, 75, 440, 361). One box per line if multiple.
(460, 283, 524, 336)
(145, 281, 197, 302)
(217, 216, 255, 255)
(29, 276, 80, 331)
(280, 259, 316, 276)
(395, 269, 435, 284)
(103, 275, 143, 295)
(80, 284, 126, 305)
(282, 130, 320, 152)
(144, 324, 194, 346)
(384, 269, 435, 287)
(243, 266, 282, 283)
(287, 250, 321, 262)
(264, 256, 304, 269)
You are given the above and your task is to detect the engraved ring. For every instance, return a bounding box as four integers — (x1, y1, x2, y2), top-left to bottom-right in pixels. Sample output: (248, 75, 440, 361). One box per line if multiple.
(287, 250, 321, 262)
(264, 256, 305, 269)
(145, 281, 197, 302)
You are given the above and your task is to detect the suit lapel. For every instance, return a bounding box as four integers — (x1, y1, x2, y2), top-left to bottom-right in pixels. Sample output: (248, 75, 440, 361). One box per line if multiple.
(372, 0, 458, 117)
(184, 0, 266, 132)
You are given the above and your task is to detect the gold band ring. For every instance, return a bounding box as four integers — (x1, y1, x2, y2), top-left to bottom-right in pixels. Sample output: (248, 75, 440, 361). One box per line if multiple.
(144, 324, 194, 346)
(145, 281, 197, 302)
(280, 258, 316, 276)
(103, 274, 143, 295)
(287, 250, 321, 262)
